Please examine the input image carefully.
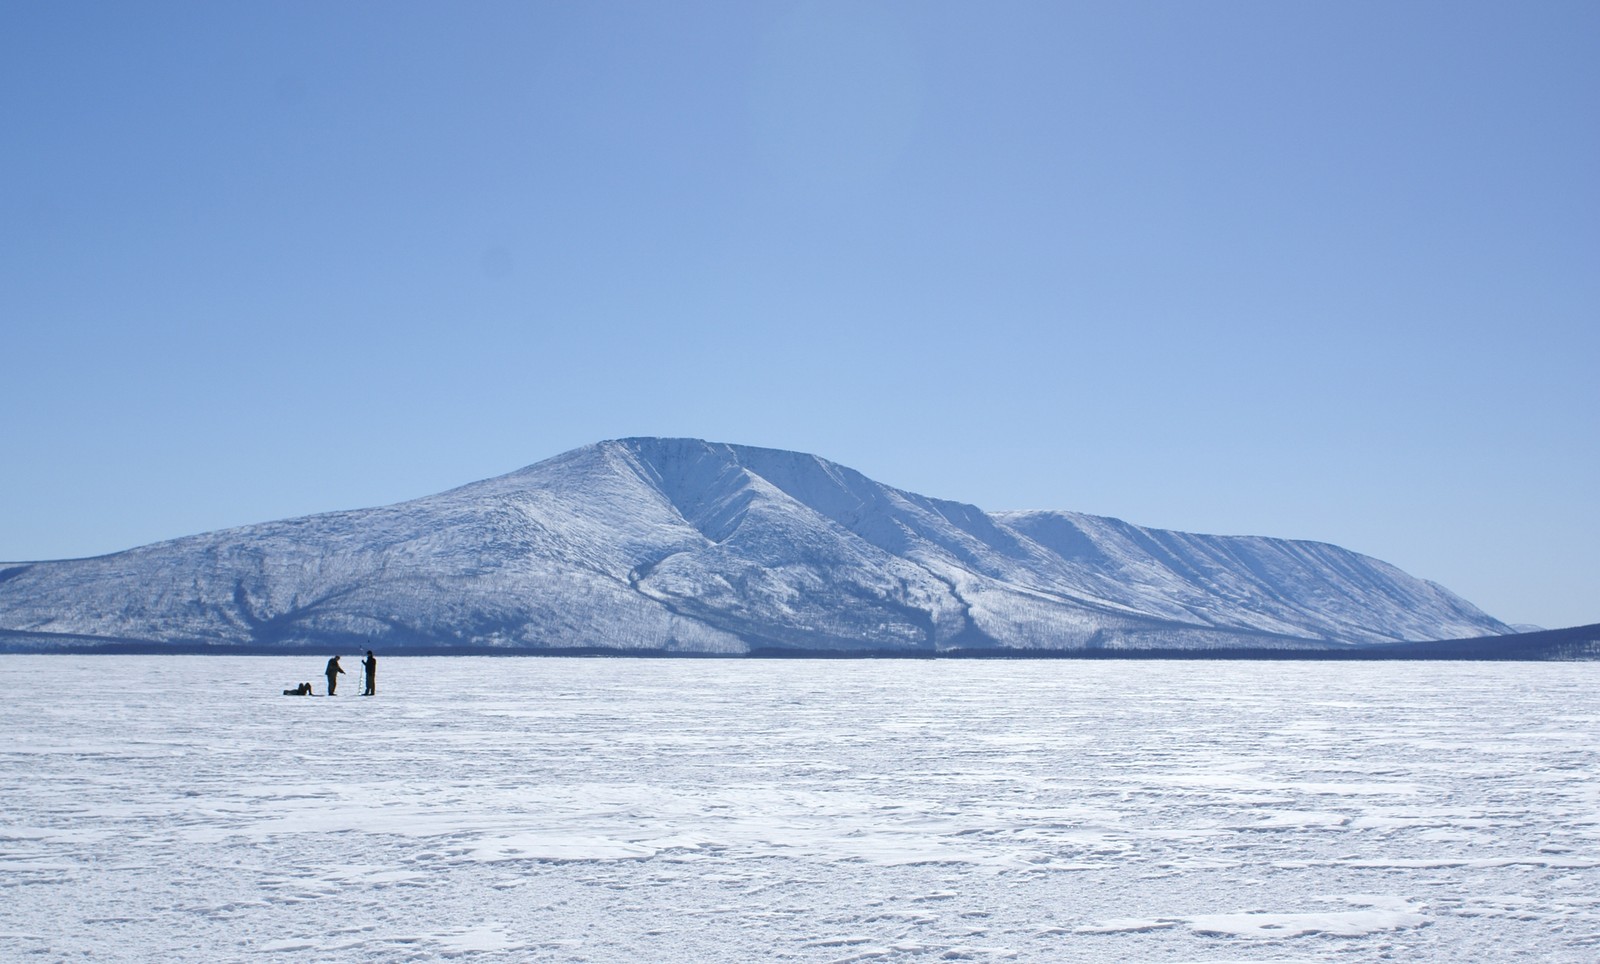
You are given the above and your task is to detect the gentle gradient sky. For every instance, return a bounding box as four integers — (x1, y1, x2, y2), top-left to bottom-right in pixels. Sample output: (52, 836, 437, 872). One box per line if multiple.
(3, 1, 1596, 629)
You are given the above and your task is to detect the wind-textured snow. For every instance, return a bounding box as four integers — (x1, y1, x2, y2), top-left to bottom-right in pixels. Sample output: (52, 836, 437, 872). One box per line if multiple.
(2, 656, 1597, 961)
(0, 438, 1509, 653)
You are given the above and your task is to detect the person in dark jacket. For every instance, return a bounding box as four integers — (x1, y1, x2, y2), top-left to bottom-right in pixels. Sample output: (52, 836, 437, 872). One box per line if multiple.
(361, 651, 377, 696)
(326, 655, 345, 695)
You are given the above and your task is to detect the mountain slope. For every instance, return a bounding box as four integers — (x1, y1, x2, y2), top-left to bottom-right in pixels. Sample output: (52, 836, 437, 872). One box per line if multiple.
(0, 438, 1512, 653)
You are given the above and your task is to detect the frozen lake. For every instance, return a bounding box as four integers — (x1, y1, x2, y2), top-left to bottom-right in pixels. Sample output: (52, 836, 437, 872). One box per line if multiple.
(2, 656, 1597, 961)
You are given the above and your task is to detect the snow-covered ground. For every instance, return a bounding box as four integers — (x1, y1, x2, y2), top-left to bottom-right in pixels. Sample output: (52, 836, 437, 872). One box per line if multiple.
(2, 656, 1596, 961)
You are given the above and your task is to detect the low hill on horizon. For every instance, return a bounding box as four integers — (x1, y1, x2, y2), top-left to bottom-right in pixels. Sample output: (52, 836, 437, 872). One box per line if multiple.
(0, 437, 1532, 656)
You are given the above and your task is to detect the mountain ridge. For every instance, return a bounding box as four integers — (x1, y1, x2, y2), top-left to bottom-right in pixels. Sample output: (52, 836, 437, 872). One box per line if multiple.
(0, 437, 1524, 654)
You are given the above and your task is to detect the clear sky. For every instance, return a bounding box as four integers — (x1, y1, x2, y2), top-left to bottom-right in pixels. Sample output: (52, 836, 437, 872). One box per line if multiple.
(3, 1, 1596, 630)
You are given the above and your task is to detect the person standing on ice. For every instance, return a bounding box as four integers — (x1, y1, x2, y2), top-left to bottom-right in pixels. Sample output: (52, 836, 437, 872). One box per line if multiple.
(325, 655, 345, 695)
(361, 650, 377, 696)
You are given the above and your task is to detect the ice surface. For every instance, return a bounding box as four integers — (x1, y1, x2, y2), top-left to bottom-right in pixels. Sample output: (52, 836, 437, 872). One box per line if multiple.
(2, 656, 1597, 961)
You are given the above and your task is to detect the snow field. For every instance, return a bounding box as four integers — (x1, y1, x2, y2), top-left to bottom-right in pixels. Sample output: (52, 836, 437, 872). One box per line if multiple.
(1, 656, 1597, 961)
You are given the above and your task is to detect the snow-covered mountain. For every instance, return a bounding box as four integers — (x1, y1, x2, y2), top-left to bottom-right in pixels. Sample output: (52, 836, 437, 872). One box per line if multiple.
(0, 438, 1512, 654)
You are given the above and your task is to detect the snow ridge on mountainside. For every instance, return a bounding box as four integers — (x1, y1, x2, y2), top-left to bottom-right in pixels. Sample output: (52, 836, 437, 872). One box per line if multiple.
(0, 438, 1510, 654)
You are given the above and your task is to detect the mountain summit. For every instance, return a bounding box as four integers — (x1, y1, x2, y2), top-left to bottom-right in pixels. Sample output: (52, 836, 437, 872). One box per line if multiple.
(0, 438, 1510, 654)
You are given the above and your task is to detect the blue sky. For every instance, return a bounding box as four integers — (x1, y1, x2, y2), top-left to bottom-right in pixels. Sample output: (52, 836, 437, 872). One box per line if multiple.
(3, 1, 1596, 629)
